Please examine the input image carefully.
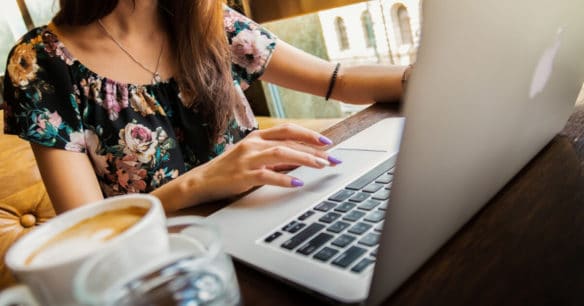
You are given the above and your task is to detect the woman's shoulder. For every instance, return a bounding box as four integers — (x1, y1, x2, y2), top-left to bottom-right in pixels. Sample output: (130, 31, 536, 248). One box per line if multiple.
(7, 26, 47, 66)
(5, 25, 77, 88)
(8, 25, 75, 69)
(222, 6, 277, 89)
(222, 6, 265, 36)
(14, 26, 47, 45)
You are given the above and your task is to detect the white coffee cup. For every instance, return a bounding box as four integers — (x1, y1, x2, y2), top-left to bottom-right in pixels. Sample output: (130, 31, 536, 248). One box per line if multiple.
(74, 217, 241, 306)
(0, 194, 169, 306)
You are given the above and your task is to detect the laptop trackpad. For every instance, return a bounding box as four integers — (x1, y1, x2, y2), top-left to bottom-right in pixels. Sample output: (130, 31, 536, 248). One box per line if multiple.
(208, 117, 404, 233)
(299, 148, 390, 195)
(227, 148, 392, 213)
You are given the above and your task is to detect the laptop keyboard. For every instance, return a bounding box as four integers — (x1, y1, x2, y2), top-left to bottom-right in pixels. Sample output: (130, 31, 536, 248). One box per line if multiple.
(263, 157, 395, 274)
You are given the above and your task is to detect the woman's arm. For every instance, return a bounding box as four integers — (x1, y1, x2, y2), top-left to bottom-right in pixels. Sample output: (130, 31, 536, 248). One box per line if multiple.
(31, 144, 104, 213)
(260, 40, 408, 104)
(154, 123, 338, 212)
(33, 124, 339, 213)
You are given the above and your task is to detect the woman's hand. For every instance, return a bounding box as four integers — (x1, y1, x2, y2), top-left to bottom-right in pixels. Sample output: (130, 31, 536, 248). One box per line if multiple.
(184, 123, 341, 205)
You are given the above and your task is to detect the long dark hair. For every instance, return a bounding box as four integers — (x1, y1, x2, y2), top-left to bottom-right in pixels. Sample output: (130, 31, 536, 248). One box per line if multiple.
(53, 0, 237, 145)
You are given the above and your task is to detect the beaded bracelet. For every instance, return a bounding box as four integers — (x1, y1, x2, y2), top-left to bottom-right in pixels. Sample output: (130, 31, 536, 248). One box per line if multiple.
(325, 63, 341, 101)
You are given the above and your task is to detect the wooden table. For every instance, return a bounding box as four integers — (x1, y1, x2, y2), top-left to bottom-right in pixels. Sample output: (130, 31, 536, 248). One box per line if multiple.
(176, 103, 584, 306)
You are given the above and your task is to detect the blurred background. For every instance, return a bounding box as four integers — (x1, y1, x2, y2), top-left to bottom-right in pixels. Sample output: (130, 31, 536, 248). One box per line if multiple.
(0, 0, 422, 120)
(227, 0, 421, 119)
(1, 0, 581, 118)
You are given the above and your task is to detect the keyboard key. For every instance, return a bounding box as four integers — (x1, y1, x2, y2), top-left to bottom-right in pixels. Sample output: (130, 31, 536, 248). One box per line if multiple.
(334, 202, 356, 213)
(349, 192, 370, 203)
(348, 222, 372, 235)
(297, 233, 334, 255)
(363, 183, 384, 193)
(332, 234, 356, 248)
(371, 247, 378, 257)
(384, 182, 393, 190)
(358, 233, 380, 246)
(281, 223, 325, 250)
(358, 199, 381, 211)
(298, 210, 315, 221)
(319, 212, 341, 224)
(378, 201, 388, 210)
(346, 159, 394, 191)
(388, 167, 395, 174)
(314, 247, 339, 262)
(364, 211, 385, 223)
(314, 201, 337, 212)
(372, 189, 391, 200)
(289, 224, 306, 233)
(282, 220, 298, 230)
(327, 221, 351, 233)
(374, 222, 384, 232)
(332, 246, 367, 268)
(351, 258, 375, 273)
(264, 231, 282, 243)
(375, 173, 394, 184)
(343, 210, 366, 222)
(282, 221, 306, 233)
(329, 190, 355, 202)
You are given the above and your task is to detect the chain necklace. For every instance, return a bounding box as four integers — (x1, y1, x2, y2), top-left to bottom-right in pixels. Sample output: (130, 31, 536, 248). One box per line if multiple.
(97, 19, 164, 84)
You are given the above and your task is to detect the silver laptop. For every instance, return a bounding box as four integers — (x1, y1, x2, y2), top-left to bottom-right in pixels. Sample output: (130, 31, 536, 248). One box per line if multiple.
(206, 0, 584, 304)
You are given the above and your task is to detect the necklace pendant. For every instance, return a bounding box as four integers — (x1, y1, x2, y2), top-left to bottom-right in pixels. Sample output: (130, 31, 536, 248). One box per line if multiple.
(152, 73, 162, 84)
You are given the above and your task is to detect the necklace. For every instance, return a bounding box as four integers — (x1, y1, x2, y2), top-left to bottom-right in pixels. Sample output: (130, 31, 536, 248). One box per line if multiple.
(97, 19, 164, 84)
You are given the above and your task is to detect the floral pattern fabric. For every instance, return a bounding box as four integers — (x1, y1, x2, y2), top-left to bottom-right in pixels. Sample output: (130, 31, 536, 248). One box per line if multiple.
(1, 7, 277, 197)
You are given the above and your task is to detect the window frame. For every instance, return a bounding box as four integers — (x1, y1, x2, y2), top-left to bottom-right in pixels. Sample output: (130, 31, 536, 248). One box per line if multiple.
(361, 10, 376, 48)
(392, 3, 414, 46)
(334, 16, 350, 51)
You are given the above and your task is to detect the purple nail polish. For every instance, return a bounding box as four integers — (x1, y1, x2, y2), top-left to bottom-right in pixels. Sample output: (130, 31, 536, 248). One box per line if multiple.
(328, 156, 343, 164)
(319, 136, 333, 145)
(291, 178, 304, 187)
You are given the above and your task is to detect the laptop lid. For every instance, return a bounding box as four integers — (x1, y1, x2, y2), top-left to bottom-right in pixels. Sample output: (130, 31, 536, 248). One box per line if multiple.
(367, 0, 584, 304)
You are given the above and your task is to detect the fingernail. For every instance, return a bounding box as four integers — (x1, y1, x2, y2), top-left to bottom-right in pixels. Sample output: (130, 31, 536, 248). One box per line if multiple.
(319, 136, 333, 145)
(291, 178, 304, 187)
(315, 157, 331, 167)
(328, 156, 343, 164)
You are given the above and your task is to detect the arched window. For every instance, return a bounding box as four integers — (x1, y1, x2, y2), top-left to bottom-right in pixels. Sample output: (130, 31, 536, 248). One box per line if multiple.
(334, 17, 350, 50)
(393, 4, 413, 46)
(361, 11, 375, 48)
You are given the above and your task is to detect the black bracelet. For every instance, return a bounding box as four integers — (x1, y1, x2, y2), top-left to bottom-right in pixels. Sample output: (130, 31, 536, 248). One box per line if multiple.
(325, 63, 341, 101)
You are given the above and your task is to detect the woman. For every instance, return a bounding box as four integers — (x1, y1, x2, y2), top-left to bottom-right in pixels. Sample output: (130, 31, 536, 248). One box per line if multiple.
(2, 0, 409, 213)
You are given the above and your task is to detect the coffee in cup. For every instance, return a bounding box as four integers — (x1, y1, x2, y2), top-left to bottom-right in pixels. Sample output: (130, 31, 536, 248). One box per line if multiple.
(1, 194, 168, 306)
(25, 206, 149, 267)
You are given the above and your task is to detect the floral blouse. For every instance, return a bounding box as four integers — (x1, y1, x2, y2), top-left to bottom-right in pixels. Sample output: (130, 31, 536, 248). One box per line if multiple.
(1, 7, 277, 197)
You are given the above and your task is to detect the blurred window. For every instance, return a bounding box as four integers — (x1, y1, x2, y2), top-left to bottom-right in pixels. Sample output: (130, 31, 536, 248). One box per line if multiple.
(361, 11, 375, 48)
(261, 1, 421, 118)
(24, 0, 59, 26)
(394, 4, 413, 46)
(335, 17, 350, 50)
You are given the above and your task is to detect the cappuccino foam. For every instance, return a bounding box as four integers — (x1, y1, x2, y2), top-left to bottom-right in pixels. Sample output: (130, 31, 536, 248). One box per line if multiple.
(25, 206, 148, 267)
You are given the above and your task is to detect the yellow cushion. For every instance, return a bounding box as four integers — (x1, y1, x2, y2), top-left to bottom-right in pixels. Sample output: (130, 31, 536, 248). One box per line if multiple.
(0, 110, 56, 288)
(0, 183, 55, 286)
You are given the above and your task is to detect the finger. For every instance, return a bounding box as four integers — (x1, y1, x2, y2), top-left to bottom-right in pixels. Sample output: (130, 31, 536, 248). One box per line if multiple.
(278, 140, 342, 165)
(249, 146, 331, 169)
(263, 140, 329, 160)
(257, 123, 333, 146)
(248, 169, 304, 188)
(258, 140, 343, 166)
(268, 164, 300, 172)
